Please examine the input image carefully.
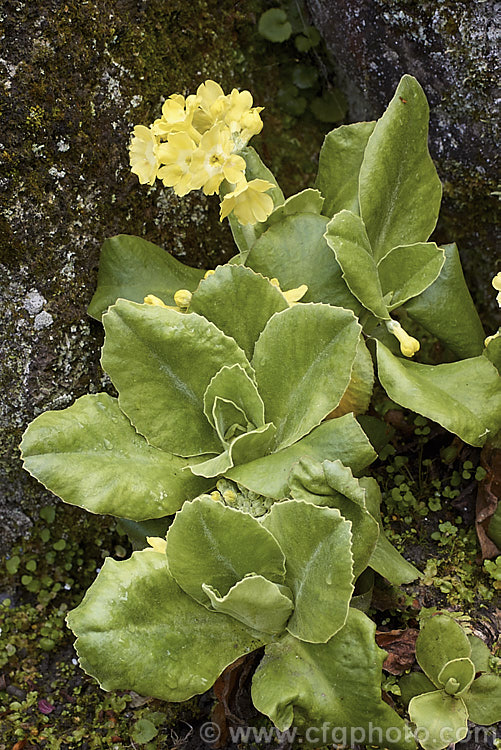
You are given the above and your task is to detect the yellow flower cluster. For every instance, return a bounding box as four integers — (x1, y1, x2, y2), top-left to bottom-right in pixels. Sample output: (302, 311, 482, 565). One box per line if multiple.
(129, 80, 275, 225)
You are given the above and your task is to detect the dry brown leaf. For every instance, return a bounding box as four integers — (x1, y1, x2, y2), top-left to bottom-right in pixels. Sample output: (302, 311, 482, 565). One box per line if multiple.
(376, 628, 419, 675)
(476, 445, 501, 560)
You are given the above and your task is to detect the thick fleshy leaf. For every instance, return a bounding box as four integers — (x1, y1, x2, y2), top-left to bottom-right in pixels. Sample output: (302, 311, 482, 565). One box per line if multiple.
(376, 342, 501, 447)
(225, 414, 377, 498)
(262, 500, 354, 642)
(212, 397, 249, 444)
(377, 243, 445, 310)
(359, 75, 442, 262)
(324, 210, 389, 319)
(467, 634, 491, 673)
(204, 365, 265, 430)
(265, 189, 324, 227)
(20, 394, 211, 520)
(189, 265, 288, 360)
(437, 658, 475, 696)
(463, 674, 501, 725)
(327, 338, 374, 419)
(166, 497, 285, 605)
(484, 333, 501, 374)
(229, 422, 276, 465)
(399, 671, 436, 706)
(315, 121, 376, 217)
(88, 234, 204, 320)
(252, 304, 361, 449)
(102, 300, 252, 456)
(288, 458, 378, 579)
(409, 691, 467, 750)
(246, 213, 362, 311)
(361, 477, 421, 584)
(202, 576, 293, 634)
(67, 550, 267, 702)
(187, 450, 233, 479)
(252, 608, 415, 749)
(404, 243, 485, 358)
(415, 615, 471, 687)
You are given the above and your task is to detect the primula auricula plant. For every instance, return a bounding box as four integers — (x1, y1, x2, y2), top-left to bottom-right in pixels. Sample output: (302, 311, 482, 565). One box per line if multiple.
(20, 76, 501, 749)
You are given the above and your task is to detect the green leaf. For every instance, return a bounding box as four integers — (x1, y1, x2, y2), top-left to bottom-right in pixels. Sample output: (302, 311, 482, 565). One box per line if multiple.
(376, 341, 501, 447)
(186, 449, 233, 479)
(88, 235, 204, 320)
(462, 673, 501, 725)
(377, 242, 445, 311)
(165, 497, 285, 605)
(258, 8, 292, 42)
(189, 265, 288, 360)
(399, 671, 436, 706)
(404, 243, 485, 358)
(132, 719, 158, 744)
(252, 608, 416, 749)
(359, 75, 442, 262)
(262, 500, 354, 642)
(225, 414, 376, 499)
(310, 89, 348, 124)
(324, 210, 389, 319)
(467, 634, 492, 673)
(203, 576, 293, 634)
(204, 365, 265, 430)
(252, 304, 361, 449)
(246, 213, 362, 312)
(437, 658, 475, 696)
(20, 394, 211, 520)
(265, 189, 325, 228)
(67, 550, 267, 702)
(315, 121, 376, 217)
(292, 63, 318, 89)
(328, 338, 374, 419)
(415, 614, 471, 687)
(288, 457, 378, 579)
(484, 332, 501, 374)
(102, 300, 252, 456)
(239, 146, 284, 208)
(229, 423, 277, 466)
(409, 691, 467, 750)
(116, 517, 171, 550)
(361, 477, 421, 585)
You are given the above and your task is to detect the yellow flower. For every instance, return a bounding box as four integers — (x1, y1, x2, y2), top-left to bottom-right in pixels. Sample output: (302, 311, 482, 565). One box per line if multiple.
(492, 272, 501, 307)
(269, 278, 308, 306)
(157, 132, 199, 196)
(191, 124, 246, 195)
(224, 88, 263, 148)
(152, 93, 201, 142)
(192, 80, 228, 133)
(146, 536, 167, 554)
(220, 178, 274, 225)
(129, 125, 159, 186)
(144, 294, 168, 308)
(386, 319, 420, 358)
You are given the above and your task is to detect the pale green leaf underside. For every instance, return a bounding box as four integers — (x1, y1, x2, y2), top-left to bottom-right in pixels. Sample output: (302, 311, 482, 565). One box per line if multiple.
(166, 497, 285, 605)
(88, 234, 204, 319)
(252, 304, 361, 450)
(102, 300, 252, 456)
(315, 121, 376, 217)
(409, 691, 467, 750)
(376, 342, 501, 447)
(189, 265, 288, 360)
(415, 614, 471, 687)
(20, 393, 211, 520)
(377, 242, 445, 310)
(67, 550, 267, 702)
(251, 608, 415, 750)
(359, 74, 442, 262)
(288, 458, 378, 579)
(404, 243, 485, 359)
(203, 575, 293, 634)
(225, 414, 377, 499)
(262, 500, 354, 643)
(246, 213, 362, 312)
(463, 674, 501, 725)
(203, 364, 265, 430)
(467, 634, 491, 674)
(325, 209, 389, 319)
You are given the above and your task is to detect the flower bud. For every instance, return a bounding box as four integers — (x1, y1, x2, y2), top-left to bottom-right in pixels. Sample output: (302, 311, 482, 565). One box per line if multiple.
(173, 289, 192, 308)
(386, 319, 420, 358)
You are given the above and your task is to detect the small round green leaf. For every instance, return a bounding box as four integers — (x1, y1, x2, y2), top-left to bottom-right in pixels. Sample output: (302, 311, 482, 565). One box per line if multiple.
(409, 691, 467, 750)
(258, 8, 292, 42)
(415, 615, 471, 687)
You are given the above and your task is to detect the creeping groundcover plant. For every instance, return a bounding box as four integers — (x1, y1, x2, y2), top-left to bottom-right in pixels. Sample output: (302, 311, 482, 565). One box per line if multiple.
(21, 75, 501, 749)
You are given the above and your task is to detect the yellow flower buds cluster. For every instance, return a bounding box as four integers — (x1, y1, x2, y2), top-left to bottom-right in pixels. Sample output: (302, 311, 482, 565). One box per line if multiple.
(129, 80, 275, 225)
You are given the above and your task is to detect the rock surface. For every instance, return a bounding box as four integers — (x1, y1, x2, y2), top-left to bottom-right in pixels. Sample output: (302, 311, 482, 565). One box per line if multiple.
(0, 0, 326, 552)
(307, 0, 500, 319)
